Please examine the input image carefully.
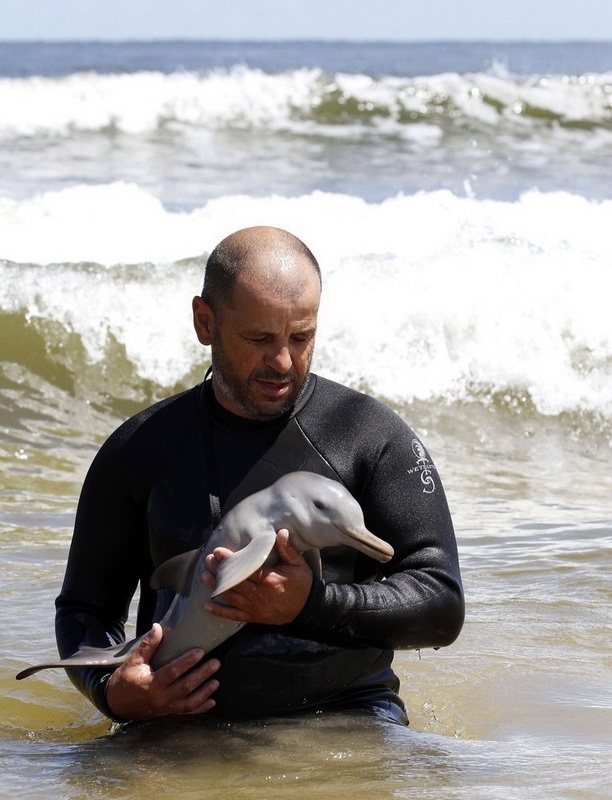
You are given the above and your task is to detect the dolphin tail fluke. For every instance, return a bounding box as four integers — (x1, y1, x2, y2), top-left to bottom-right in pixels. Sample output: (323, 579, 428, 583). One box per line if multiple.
(15, 641, 135, 680)
(211, 530, 277, 597)
(16, 663, 60, 680)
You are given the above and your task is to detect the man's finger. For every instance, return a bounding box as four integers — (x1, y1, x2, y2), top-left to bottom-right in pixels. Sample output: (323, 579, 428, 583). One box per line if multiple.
(275, 528, 306, 565)
(152, 645, 208, 687)
(129, 622, 163, 665)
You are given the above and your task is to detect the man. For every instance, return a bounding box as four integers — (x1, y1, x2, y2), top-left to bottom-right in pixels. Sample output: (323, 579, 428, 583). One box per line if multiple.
(55, 226, 464, 725)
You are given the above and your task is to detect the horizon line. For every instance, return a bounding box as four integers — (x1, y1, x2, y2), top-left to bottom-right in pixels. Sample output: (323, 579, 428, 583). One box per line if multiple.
(1, 36, 612, 44)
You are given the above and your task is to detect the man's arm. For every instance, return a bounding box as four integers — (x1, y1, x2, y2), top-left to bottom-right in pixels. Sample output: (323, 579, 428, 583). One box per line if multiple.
(298, 441, 464, 650)
(203, 434, 463, 651)
(55, 414, 222, 722)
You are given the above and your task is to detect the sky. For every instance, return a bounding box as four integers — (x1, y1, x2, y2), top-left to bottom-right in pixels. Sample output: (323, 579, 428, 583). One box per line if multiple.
(0, 0, 611, 42)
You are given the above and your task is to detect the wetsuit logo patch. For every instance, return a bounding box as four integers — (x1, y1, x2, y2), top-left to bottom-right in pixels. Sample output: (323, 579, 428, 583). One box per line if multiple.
(410, 439, 436, 494)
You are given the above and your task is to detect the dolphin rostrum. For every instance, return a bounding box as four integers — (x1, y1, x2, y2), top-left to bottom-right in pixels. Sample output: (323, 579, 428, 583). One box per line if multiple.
(16, 472, 393, 680)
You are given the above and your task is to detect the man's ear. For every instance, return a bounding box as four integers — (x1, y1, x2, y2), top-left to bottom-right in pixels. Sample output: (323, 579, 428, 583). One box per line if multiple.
(192, 296, 215, 345)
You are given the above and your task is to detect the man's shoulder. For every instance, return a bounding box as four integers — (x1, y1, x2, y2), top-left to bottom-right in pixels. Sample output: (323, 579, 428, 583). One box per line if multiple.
(79, 385, 205, 503)
(309, 374, 401, 422)
(297, 374, 416, 487)
(103, 385, 202, 456)
(302, 374, 412, 448)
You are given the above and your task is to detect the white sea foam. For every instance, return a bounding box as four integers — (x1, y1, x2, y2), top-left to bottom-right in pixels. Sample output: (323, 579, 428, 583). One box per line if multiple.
(0, 67, 610, 139)
(0, 68, 317, 137)
(1, 184, 610, 420)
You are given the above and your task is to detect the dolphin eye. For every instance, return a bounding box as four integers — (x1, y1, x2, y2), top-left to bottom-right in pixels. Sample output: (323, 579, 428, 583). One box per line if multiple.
(313, 500, 326, 510)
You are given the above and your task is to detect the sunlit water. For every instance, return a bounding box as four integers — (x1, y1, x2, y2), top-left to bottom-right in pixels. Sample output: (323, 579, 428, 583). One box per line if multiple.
(1, 40, 611, 799)
(2, 390, 611, 799)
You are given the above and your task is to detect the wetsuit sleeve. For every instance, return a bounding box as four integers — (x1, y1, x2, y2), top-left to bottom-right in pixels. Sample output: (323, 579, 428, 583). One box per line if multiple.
(54, 422, 152, 721)
(295, 396, 464, 650)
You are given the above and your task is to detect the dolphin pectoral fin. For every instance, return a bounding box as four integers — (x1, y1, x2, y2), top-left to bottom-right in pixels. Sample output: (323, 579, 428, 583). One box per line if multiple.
(211, 531, 277, 597)
(15, 640, 138, 680)
(150, 548, 201, 594)
(302, 548, 322, 579)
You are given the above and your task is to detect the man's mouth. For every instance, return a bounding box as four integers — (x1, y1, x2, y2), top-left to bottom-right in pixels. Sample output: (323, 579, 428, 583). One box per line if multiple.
(254, 378, 292, 398)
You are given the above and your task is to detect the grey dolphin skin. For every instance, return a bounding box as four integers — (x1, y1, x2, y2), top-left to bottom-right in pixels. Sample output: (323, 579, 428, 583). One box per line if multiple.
(16, 472, 393, 681)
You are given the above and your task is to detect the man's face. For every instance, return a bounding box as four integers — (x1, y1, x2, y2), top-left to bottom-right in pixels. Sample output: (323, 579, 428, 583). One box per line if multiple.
(202, 267, 320, 420)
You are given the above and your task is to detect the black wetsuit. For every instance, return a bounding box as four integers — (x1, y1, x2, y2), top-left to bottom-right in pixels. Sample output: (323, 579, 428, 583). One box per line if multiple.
(55, 374, 464, 723)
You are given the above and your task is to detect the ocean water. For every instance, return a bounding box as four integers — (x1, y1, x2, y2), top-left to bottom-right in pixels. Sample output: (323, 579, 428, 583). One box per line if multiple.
(1, 40, 611, 799)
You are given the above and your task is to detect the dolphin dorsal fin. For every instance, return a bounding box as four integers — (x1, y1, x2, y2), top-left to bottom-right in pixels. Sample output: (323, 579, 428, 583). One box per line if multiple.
(150, 548, 201, 595)
(211, 530, 277, 597)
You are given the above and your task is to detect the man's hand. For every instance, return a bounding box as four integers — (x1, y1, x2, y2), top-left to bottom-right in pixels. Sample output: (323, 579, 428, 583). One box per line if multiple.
(203, 529, 313, 625)
(105, 623, 220, 721)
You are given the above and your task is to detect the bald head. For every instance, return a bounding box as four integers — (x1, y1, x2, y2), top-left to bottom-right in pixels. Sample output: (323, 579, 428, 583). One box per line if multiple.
(202, 226, 321, 313)
(193, 226, 321, 419)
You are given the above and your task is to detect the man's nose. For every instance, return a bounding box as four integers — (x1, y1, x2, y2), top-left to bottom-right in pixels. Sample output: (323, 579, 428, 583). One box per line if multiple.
(265, 343, 292, 373)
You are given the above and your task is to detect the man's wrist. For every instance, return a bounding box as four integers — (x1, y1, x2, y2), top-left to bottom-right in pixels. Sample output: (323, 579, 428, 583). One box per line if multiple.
(291, 577, 325, 629)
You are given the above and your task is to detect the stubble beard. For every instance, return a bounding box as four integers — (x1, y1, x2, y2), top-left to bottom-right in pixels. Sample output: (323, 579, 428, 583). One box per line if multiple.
(210, 336, 312, 421)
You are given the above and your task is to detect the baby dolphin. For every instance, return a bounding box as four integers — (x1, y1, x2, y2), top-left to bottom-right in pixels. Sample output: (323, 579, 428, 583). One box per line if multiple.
(16, 472, 393, 680)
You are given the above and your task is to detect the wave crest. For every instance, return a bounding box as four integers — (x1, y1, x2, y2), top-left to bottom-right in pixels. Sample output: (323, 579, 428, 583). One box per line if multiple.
(1, 67, 611, 139)
(1, 186, 611, 426)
